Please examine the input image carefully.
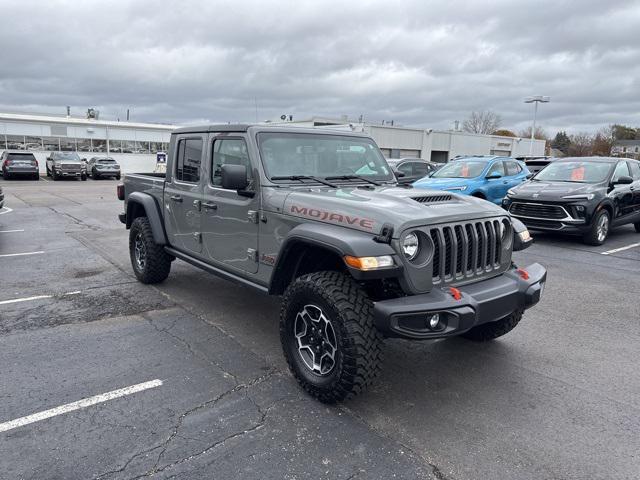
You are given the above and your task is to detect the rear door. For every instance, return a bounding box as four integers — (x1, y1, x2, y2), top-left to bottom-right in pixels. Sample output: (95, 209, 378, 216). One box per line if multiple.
(201, 134, 260, 274)
(163, 135, 205, 255)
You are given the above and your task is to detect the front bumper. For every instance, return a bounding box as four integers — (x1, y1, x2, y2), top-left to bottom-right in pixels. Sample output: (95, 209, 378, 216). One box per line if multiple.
(373, 263, 546, 339)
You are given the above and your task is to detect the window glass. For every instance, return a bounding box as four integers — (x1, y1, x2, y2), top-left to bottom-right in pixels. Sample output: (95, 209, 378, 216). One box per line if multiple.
(43, 137, 59, 151)
(397, 163, 413, 175)
(432, 160, 485, 178)
(135, 141, 150, 154)
(487, 161, 505, 177)
(612, 161, 631, 182)
(212, 138, 251, 186)
(175, 138, 202, 183)
(505, 161, 522, 176)
(25, 136, 44, 151)
(76, 138, 91, 152)
(535, 161, 612, 183)
(629, 161, 640, 180)
(150, 142, 163, 154)
(92, 139, 107, 152)
(59, 138, 74, 151)
(6, 135, 25, 150)
(413, 162, 431, 177)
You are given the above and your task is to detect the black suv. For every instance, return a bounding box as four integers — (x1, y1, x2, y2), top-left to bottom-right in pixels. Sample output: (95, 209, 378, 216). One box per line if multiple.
(503, 157, 640, 245)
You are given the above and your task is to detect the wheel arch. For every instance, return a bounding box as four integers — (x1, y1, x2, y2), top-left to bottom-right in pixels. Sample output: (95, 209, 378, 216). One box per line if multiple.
(268, 223, 398, 295)
(126, 192, 167, 245)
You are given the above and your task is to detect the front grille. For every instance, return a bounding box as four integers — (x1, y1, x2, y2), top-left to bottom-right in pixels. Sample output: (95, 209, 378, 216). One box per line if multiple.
(412, 194, 452, 203)
(430, 219, 508, 284)
(61, 164, 81, 171)
(510, 202, 568, 220)
(520, 218, 563, 230)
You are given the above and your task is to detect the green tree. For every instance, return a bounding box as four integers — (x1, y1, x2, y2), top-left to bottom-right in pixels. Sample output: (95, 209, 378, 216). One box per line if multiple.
(551, 131, 571, 154)
(612, 124, 637, 140)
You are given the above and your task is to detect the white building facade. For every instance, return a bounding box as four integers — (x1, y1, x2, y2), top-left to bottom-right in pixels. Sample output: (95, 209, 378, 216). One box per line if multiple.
(0, 112, 176, 173)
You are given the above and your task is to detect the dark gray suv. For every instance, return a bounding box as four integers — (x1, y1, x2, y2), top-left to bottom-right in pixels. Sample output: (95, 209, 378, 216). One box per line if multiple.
(1, 151, 40, 180)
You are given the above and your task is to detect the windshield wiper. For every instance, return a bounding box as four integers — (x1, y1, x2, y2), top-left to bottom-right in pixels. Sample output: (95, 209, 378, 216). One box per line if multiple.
(325, 175, 382, 186)
(271, 175, 338, 188)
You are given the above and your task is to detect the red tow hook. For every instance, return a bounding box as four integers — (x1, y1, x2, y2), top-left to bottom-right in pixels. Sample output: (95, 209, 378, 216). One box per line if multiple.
(449, 287, 462, 301)
(516, 268, 530, 280)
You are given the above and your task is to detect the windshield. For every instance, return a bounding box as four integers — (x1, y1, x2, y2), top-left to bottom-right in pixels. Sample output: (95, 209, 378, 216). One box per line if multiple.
(53, 152, 80, 161)
(534, 161, 612, 183)
(257, 133, 393, 182)
(430, 160, 486, 178)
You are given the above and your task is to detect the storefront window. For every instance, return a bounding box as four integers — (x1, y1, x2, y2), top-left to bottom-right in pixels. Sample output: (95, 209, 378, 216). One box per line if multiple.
(43, 137, 60, 151)
(0, 135, 6, 149)
(150, 142, 162, 153)
(60, 138, 74, 151)
(135, 141, 150, 154)
(76, 138, 91, 152)
(109, 140, 122, 153)
(25, 136, 44, 151)
(6, 135, 25, 150)
(92, 139, 107, 152)
(122, 140, 135, 153)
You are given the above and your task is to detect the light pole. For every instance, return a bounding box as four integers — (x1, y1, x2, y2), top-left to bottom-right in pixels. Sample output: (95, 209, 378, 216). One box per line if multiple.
(525, 96, 550, 156)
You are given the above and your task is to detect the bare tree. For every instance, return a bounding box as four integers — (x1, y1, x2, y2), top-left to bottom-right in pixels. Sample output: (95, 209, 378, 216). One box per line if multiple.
(518, 126, 548, 140)
(568, 133, 593, 157)
(463, 111, 502, 134)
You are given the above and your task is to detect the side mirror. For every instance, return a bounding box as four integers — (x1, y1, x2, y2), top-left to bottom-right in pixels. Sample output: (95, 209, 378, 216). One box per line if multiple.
(395, 171, 406, 178)
(221, 164, 249, 191)
(612, 175, 633, 185)
(486, 173, 502, 180)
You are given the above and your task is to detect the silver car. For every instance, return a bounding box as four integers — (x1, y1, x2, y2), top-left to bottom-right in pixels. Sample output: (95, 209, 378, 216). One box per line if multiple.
(87, 156, 121, 180)
(1, 151, 40, 180)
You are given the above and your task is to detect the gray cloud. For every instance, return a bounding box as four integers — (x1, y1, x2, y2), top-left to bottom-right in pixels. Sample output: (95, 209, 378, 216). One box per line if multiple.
(0, 0, 638, 133)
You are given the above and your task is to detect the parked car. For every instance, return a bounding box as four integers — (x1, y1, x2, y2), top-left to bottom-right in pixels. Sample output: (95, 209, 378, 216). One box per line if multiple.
(46, 152, 87, 181)
(87, 156, 121, 180)
(1, 151, 40, 180)
(515, 156, 557, 174)
(118, 125, 545, 403)
(413, 156, 530, 204)
(503, 157, 640, 245)
(387, 158, 440, 184)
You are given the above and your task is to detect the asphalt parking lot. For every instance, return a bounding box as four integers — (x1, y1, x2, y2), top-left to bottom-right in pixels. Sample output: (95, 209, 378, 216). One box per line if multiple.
(1, 177, 639, 480)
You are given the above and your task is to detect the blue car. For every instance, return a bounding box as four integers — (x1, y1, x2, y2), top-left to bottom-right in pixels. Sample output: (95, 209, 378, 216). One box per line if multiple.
(413, 156, 530, 204)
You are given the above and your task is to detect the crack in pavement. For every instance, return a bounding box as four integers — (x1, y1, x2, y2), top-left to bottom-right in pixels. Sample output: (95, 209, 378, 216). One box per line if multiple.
(141, 312, 239, 385)
(128, 391, 288, 480)
(92, 370, 277, 480)
(341, 405, 452, 480)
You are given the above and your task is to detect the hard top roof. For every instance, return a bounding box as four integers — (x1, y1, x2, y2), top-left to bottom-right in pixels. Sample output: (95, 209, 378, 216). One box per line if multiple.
(172, 124, 371, 138)
(556, 156, 625, 163)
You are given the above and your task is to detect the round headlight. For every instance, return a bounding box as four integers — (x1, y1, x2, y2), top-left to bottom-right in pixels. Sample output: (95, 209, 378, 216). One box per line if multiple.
(401, 232, 420, 260)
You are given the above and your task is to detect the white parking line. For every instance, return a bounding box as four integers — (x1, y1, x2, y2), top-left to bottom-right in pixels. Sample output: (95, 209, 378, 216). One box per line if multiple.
(0, 290, 81, 305)
(0, 206, 13, 215)
(601, 242, 640, 255)
(0, 379, 163, 433)
(0, 250, 45, 258)
(0, 229, 24, 233)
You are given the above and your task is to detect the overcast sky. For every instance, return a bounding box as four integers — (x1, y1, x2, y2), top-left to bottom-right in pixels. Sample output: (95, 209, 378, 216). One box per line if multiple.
(0, 0, 638, 134)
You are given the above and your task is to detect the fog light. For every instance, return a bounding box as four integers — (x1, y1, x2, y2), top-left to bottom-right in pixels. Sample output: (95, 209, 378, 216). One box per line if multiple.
(428, 313, 440, 329)
(576, 205, 585, 212)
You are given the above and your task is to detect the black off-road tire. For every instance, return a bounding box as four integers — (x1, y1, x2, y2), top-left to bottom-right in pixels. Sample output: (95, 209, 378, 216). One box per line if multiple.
(33, 173, 39, 181)
(81, 173, 87, 181)
(51, 169, 59, 181)
(634, 222, 640, 233)
(129, 216, 172, 284)
(583, 209, 610, 246)
(4, 171, 10, 180)
(280, 271, 383, 403)
(462, 309, 524, 341)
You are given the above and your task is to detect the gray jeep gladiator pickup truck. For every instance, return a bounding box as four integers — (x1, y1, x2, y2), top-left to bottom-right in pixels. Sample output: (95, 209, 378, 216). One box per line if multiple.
(118, 125, 546, 403)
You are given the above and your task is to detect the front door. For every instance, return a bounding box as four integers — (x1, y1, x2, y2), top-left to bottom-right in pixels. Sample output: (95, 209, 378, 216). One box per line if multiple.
(201, 135, 259, 273)
(163, 135, 205, 255)
(610, 161, 634, 221)
(485, 161, 508, 202)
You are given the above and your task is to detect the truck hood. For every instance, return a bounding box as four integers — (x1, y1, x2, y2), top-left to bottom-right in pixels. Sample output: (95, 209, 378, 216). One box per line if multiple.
(511, 180, 602, 201)
(271, 185, 506, 236)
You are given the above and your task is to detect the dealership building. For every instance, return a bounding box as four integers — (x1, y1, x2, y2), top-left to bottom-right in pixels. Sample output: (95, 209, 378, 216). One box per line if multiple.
(269, 116, 546, 161)
(1, 111, 546, 173)
(0, 111, 175, 172)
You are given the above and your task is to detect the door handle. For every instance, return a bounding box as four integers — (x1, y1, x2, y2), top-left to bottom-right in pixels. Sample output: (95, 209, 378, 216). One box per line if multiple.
(170, 195, 183, 203)
(202, 202, 218, 210)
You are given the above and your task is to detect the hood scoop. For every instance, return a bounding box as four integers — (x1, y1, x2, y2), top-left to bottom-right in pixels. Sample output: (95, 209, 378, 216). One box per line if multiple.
(411, 194, 453, 204)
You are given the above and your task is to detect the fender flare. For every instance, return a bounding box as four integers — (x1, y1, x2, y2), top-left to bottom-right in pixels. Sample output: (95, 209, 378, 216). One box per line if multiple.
(126, 192, 168, 245)
(269, 223, 399, 294)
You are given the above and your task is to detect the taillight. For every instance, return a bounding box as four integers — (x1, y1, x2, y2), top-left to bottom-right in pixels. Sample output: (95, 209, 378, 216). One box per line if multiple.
(32, 160, 38, 166)
(117, 184, 125, 200)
